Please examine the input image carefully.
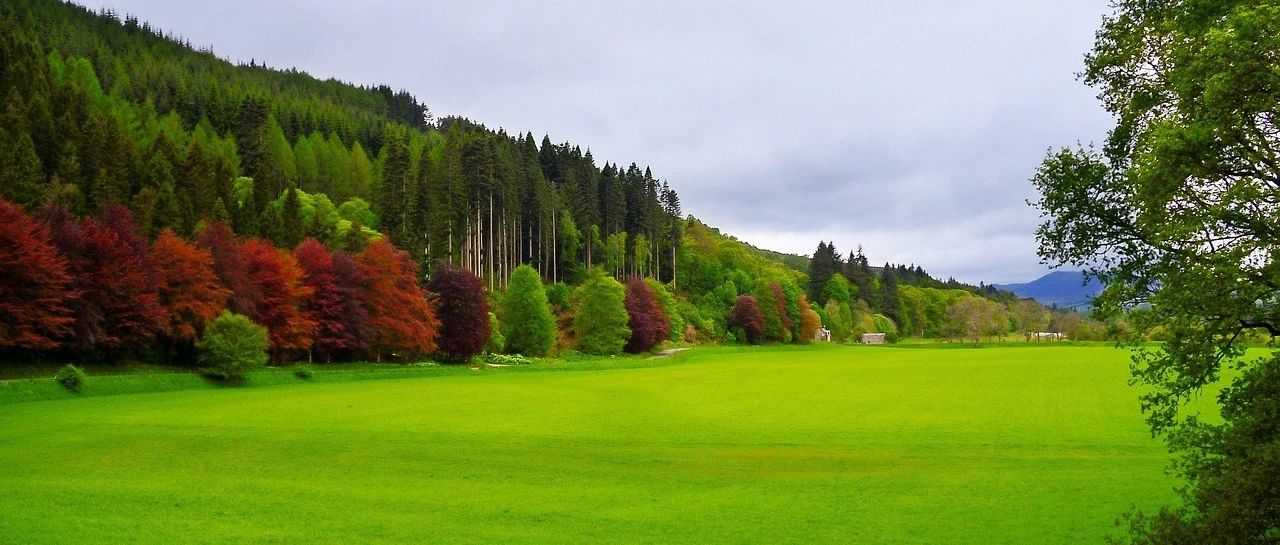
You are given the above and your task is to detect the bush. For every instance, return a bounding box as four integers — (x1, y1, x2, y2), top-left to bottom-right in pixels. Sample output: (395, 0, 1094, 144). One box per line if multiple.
(54, 364, 86, 393)
(484, 353, 532, 366)
(197, 311, 269, 380)
(485, 312, 505, 354)
(293, 364, 314, 380)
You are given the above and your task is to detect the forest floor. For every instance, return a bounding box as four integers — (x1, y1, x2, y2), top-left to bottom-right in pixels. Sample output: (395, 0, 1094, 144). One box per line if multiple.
(0, 343, 1207, 544)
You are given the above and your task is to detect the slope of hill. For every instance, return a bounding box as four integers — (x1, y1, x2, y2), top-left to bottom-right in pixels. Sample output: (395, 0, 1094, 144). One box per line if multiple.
(996, 270, 1101, 309)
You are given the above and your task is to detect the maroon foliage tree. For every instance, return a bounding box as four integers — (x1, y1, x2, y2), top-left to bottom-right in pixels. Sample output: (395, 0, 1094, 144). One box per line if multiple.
(624, 276, 670, 353)
(727, 294, 765, 345)
(294, 238, 353, 362)
(0, 200, 75, 351)
(331, 250, 373, 357)
(426, 261, 490, 363)
(196, 222, 259, 318)
(42, 206, 163, 355)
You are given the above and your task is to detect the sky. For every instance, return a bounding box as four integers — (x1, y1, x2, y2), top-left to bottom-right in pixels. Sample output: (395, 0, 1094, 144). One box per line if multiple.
(78, 0, 1115, 284)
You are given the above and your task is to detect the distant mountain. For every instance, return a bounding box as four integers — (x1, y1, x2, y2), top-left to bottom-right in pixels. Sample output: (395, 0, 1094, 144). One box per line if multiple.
(995, 271, 1102, 309)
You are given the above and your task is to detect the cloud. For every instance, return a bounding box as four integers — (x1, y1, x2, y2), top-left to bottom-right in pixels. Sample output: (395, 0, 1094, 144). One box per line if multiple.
(78, 0, 1115, 283)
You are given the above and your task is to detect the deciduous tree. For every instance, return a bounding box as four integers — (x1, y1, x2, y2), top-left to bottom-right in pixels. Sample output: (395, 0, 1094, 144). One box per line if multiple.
(624, 276, 668, 353)
(357, 238, 438, 361)
(0, 200, 74, 351)
(727, 294, 764, 345)
(150, 229, 229, 349)
(428, 261, 489, 363)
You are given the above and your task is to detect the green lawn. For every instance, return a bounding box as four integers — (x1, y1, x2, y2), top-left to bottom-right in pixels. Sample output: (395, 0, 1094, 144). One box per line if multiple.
(0, 344, 1183, 544)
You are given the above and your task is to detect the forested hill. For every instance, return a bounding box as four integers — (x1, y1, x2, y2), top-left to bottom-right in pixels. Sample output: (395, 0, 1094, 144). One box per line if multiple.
(0, 0, 682, 288)
(0, 0, 1097, 365)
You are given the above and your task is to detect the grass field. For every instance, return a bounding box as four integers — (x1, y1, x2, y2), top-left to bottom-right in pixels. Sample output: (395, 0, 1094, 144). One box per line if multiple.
(0, 344, 1183, 544)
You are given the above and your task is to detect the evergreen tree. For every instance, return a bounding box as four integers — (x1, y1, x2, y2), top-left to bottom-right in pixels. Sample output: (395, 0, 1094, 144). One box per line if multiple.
(572, 268, 630, 355)
(500, 264, 556, 356)
(278, 186, 304, 247)
(880, 264, 901, 327)
(2, 130, 45, 209)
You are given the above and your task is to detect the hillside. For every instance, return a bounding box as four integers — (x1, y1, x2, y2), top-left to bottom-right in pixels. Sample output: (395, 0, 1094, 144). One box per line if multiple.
(996, 271, 1101, 309)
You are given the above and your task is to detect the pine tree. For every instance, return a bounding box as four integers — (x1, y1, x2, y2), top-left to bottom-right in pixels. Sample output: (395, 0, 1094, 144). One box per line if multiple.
(278, 186, 304, 247)
(2, 130, 45, 209)
(880, 264, 901, 326)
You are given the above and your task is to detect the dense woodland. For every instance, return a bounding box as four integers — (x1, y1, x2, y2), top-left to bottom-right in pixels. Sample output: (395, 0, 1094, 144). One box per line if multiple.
(0, 0, 1107, 368)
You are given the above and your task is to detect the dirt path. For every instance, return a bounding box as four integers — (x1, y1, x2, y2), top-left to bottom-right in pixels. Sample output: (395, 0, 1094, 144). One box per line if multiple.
(649, 348, 691, 359)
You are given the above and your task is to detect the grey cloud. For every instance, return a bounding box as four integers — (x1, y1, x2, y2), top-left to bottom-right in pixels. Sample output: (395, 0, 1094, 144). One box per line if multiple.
(78, 0, 1114, 283)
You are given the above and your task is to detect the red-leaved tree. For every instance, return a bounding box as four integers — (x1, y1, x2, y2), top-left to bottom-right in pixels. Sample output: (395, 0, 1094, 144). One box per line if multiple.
(727, 294, 765, 345)
(197, 222, 259, 318)
(294, 238, 353, 362)
(624, 276, 670, 353)
(426, 261, 489, 363)
(357, 238, 438, 361)
(150, 229, 230, 350)
(43, 206, 164, 355)
(240, 238, 315, 361)
(331, 250, 373, 357)
(0, 200, 75, 351)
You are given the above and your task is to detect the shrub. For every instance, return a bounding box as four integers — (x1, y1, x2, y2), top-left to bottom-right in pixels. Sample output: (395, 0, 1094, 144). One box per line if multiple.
(484, 353, 532, 366)
(197, 311, 269, 380)
(54, 364, 86, 393)
(293, 364, 314, 380)
(485, 312, 505, 354)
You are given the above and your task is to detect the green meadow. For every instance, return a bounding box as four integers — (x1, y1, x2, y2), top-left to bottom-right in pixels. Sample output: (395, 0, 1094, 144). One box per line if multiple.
(0, 344, 1183, 544)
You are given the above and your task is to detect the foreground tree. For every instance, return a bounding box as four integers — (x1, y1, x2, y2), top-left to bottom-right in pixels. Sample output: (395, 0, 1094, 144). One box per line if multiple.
(623, 276, 669, 353)
(358, 238, 438, 361)
(0, 200, 74, 351)
(572, 268, 630, 355)
(500, 264, 556, 356)
(1032, 2, 1280, 541)
(427, 262, 489, 363)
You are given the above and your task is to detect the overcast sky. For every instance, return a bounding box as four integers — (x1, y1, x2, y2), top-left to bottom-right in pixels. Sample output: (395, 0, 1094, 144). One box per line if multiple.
(79, 0, 1113, 284)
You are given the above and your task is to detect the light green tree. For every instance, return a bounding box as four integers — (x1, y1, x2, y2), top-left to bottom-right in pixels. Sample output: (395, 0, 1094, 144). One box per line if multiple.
(500, 264, 556, 356)
(572, 268, 630, 355)
(196, 312, 269, 380)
